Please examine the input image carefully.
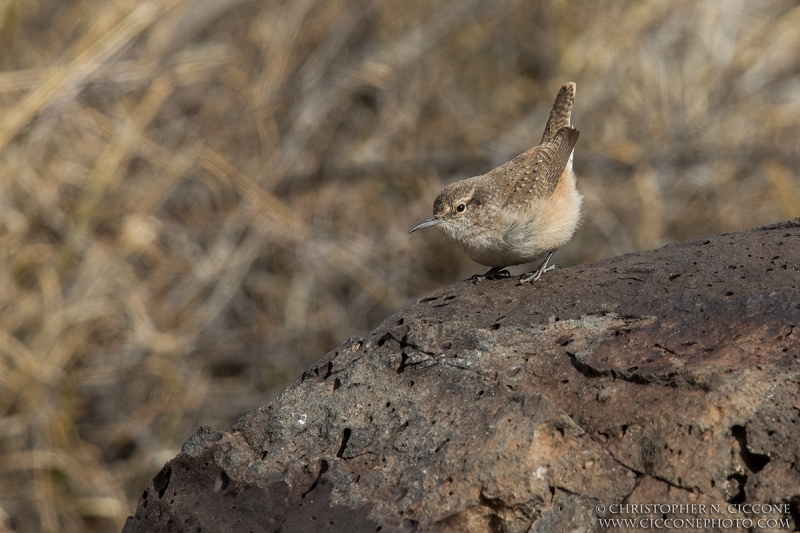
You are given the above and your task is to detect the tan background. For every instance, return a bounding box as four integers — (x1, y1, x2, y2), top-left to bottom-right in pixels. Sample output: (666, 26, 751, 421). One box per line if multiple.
(1, 0, 799, 530)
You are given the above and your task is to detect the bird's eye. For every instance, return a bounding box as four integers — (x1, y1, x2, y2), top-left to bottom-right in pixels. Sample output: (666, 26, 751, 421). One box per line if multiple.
(456, 203, 466, 213)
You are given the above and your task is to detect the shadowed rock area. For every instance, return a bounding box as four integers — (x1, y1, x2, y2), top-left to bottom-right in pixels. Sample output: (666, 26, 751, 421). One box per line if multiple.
(123, 220, 800, 532)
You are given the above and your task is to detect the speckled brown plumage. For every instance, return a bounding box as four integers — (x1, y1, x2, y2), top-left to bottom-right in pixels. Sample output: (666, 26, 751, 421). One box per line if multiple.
(410, 82, 583, 284)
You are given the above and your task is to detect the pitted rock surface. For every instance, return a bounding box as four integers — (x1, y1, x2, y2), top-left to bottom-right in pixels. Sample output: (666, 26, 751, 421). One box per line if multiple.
(124, 220, 800, 532)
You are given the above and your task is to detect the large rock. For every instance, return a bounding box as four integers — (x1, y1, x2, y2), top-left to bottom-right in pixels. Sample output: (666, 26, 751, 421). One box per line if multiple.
(123, 220, 800, 532)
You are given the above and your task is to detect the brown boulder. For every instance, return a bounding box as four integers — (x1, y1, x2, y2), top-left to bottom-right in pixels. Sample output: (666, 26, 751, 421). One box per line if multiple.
(123, 220, 800, 532)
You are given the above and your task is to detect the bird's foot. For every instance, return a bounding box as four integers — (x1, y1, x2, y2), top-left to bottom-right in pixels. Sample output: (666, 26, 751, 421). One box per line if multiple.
(519, 250, 558, 285)
(470, 267, 511, 283)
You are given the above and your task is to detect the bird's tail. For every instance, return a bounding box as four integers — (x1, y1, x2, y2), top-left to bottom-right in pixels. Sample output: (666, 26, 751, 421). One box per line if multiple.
(541, 82, 576, 144)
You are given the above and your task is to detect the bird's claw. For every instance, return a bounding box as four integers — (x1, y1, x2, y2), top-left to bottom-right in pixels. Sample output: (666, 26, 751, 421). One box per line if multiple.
(518, 251, 558, 285)
(470, 267, 511, 283)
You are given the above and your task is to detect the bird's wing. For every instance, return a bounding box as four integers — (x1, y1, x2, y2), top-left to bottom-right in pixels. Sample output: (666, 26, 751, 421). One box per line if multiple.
(500, 126, 580, 208)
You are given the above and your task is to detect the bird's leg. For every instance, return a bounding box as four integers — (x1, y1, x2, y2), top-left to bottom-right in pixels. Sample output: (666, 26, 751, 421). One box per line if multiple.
(519, 250, 558, 285)
(470, 266, 511, 283)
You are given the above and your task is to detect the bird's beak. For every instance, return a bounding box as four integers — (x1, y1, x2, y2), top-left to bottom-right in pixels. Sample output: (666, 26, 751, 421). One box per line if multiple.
(409, 217, 442, 233)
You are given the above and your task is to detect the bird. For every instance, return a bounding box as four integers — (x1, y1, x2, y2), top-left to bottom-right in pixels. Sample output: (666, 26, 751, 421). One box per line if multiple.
(409, 82, 582, 284)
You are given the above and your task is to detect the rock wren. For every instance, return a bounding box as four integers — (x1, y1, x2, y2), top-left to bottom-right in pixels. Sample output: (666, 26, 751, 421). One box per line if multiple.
(410, 82, 582, 284)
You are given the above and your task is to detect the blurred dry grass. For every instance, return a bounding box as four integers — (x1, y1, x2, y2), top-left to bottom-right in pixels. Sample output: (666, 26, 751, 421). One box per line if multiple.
(0, 0, 799, 530)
